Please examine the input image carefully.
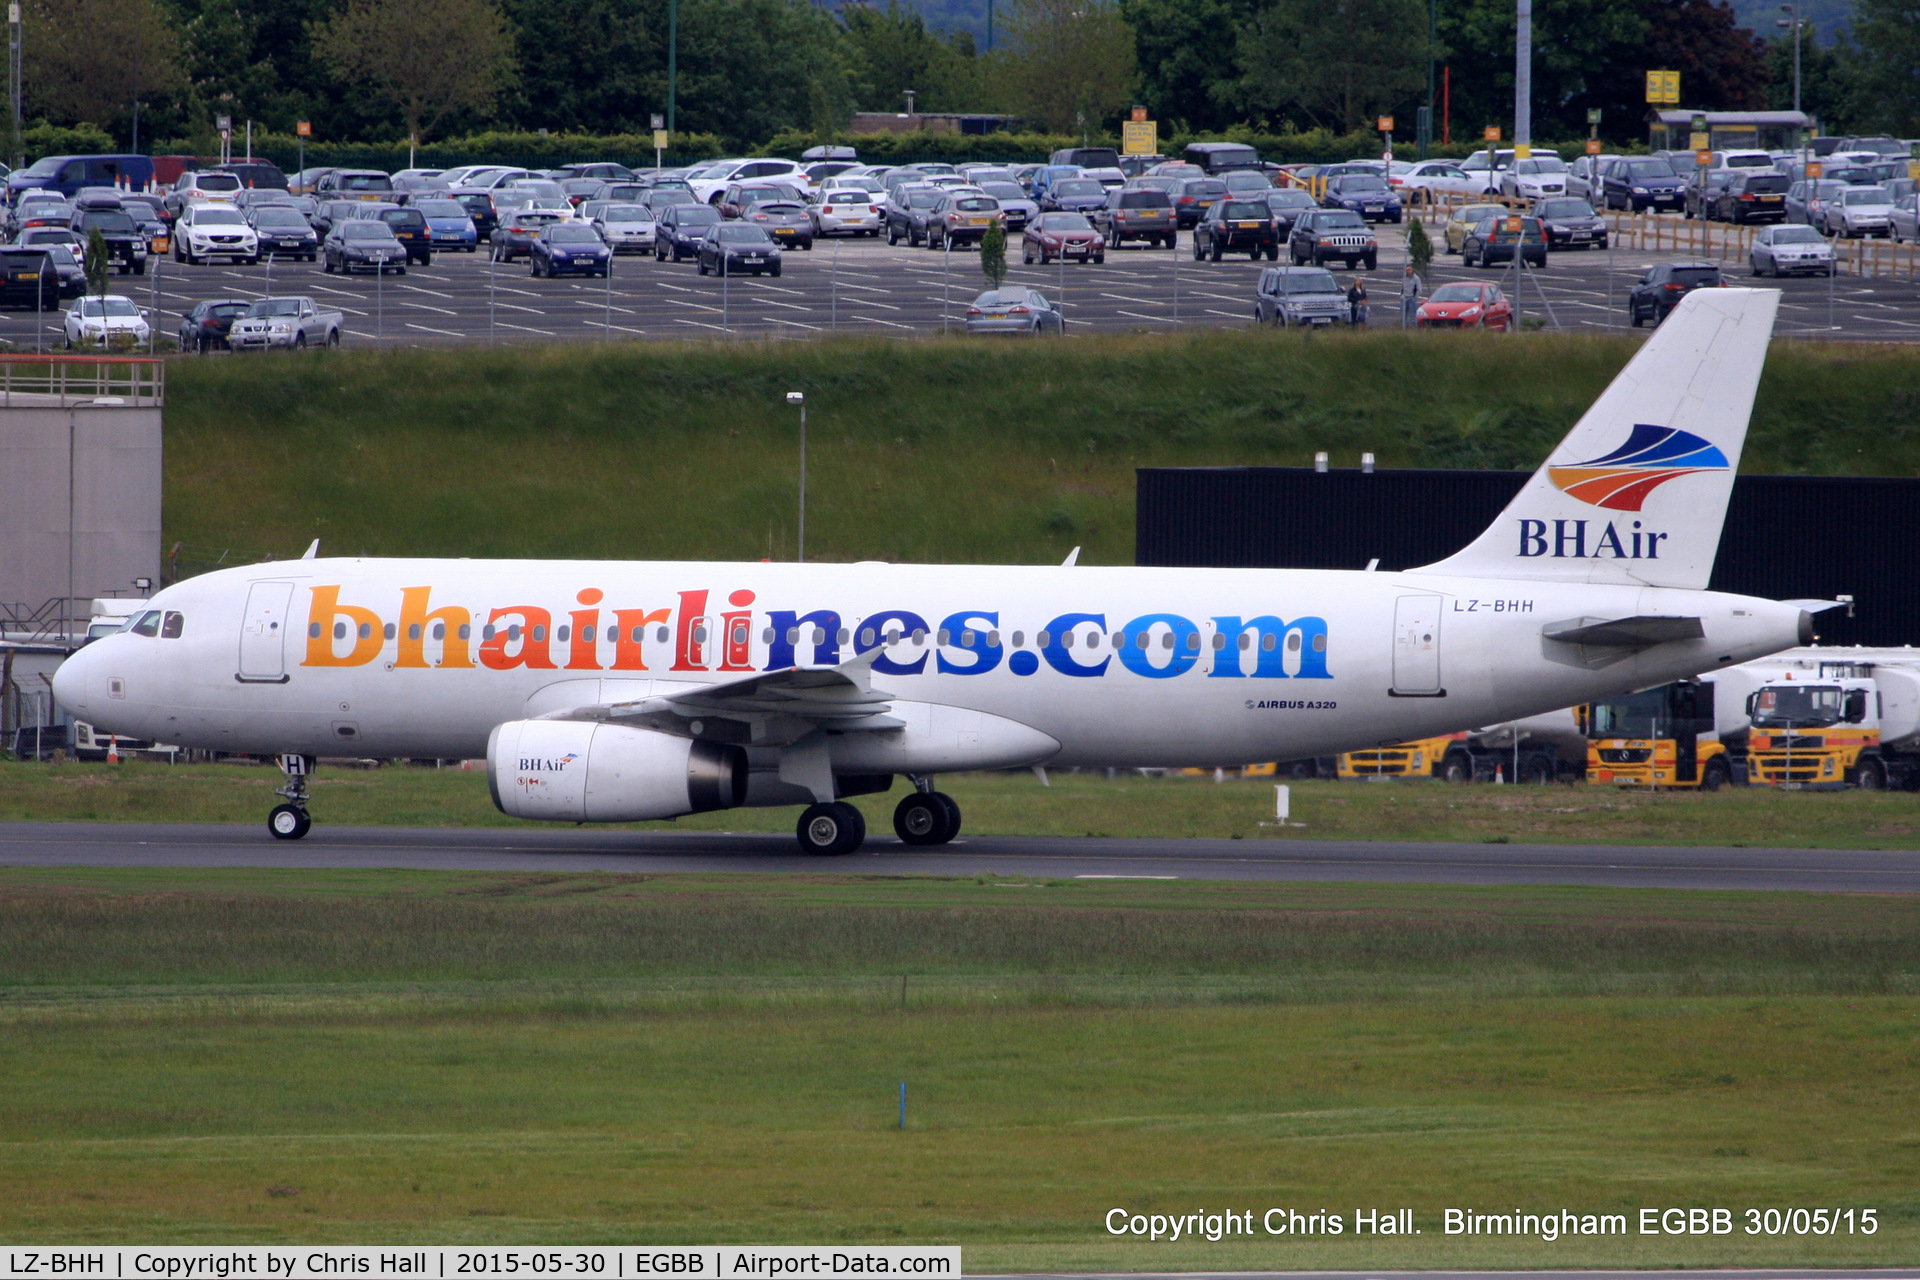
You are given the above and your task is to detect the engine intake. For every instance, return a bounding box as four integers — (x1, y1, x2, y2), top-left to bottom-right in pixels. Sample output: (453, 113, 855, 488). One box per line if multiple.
(487, 720, 746, 822)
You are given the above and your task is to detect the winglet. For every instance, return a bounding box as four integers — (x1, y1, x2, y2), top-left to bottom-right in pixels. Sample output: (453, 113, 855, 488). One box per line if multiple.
(301, 539, 320, 560)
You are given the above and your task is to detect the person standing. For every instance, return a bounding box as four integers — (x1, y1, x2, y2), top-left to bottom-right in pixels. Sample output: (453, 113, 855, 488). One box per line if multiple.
(1347, 276, 1369, 328)
(1400, 263, 1423, 328)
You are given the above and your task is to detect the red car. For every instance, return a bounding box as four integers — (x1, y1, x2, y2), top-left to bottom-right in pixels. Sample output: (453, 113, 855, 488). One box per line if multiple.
(1416, 281, 1512, 330)
(1022, 212, 1104, 265)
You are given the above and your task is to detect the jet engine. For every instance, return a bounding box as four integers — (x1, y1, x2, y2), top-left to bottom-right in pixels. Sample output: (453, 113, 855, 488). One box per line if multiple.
(487, 719, 746, 822)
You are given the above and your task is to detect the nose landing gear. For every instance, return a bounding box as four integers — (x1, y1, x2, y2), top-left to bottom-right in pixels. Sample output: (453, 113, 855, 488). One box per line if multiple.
(268, 754, 315, 840)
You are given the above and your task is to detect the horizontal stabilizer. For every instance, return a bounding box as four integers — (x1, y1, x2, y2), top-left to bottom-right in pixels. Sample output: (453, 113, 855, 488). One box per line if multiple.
(1542, 615, 1704, 647)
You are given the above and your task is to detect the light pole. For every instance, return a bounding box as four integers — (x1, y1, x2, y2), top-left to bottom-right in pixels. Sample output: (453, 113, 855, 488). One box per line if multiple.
(1778, 2, 1803, 118)
(787, 391, 806, 562)
(667, 0, 678, 133)
(1514, 0, 1532, 153)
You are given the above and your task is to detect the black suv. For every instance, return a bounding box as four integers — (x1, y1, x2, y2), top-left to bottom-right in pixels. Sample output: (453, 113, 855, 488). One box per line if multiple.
(0, 247, 58, 309)
(1628, 261, 1722, 326)
(71, 207, 149, 275)
(1713, 170, 1790, 223)
(1193, 199, 1279, 261)
(376, 207, 434, 264)
(1287, 209, 1378, 270)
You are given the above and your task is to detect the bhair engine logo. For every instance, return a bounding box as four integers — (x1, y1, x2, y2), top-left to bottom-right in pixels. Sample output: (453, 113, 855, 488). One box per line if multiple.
(518, 753, 578, 772)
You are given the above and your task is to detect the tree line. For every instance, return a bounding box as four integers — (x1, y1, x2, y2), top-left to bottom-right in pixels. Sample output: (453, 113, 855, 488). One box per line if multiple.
(18, 0, 1920, 156)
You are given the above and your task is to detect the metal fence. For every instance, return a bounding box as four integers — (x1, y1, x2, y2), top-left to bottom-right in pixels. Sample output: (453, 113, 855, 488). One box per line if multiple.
(0, 355, 165, 407)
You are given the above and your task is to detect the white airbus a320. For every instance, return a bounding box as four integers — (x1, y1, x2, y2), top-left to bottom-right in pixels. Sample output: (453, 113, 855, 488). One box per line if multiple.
(56, 289, 1816, 853)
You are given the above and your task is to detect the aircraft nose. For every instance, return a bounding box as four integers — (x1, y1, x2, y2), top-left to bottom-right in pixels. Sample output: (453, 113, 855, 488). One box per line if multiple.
(50, 642, 98, 716)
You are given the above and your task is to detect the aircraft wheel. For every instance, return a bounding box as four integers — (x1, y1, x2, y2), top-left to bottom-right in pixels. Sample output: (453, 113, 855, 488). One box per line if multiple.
(268, 804, 311, 840)
(932, 791, 961, 840)
(893, 792, 955, 846)
(797, 801, 865, 855)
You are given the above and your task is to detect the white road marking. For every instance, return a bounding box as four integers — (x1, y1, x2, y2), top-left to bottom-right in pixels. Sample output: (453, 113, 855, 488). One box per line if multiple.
(404, 322, 463, 337)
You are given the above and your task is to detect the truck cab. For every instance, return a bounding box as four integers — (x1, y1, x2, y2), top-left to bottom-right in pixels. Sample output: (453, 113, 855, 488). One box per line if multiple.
(1583, 679, 1734, 789)
(1744, 660, 1920, 790)
(1337, 734, 1465, 780)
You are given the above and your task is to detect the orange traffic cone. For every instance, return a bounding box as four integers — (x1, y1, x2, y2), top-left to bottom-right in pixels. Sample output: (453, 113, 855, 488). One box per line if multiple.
(106, 737, 120, 764)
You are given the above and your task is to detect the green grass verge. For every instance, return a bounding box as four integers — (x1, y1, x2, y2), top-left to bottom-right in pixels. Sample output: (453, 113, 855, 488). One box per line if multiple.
(7, 761, 1920, 848)
(0, 869, 1915, 1261)
(162, 331, 1920, 568)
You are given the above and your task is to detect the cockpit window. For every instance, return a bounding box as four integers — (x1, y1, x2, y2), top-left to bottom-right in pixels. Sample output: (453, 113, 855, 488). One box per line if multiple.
(161, 611, 184, 638)
(130, 610, 162, 636)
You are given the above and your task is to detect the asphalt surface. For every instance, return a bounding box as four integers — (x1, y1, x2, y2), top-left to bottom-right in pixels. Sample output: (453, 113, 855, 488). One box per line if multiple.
(7, 216, 1920, 349)
(3, 821, 1917, 890)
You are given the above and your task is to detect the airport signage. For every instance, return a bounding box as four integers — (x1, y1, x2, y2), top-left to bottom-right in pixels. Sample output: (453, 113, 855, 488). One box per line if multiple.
(0, 1249, 962, 1280)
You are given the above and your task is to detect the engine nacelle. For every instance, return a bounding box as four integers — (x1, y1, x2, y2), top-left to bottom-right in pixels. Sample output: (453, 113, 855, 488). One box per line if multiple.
(487, 719, 746, 822)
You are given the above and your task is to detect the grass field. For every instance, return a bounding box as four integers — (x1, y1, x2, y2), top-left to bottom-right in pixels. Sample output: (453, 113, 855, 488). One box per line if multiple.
(162, 332, 1920, 570)
(5, 760, 1920, 848)
(0, 868, 1915, 1262)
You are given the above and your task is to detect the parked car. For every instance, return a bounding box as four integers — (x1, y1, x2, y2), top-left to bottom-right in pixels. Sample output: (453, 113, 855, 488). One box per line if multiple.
(741, 200, 815, 249)
(1892, 193, 1920, 243)
(64, 294, 149, 349)
(1262, 187, 1320, 236)
(1287, 209, 1378, 270)
(245, 204, 320, 260)
(1530, 197, 1607, 250)
(811, 188, 884, 237)
(371, 207, 433, 265)
(10, 195, 73, 237)
(529, 222, 612, 277)
(315, 169, 396, 201)
(1252, 266, 1350, 327)
(1040, 178, 1109, 216)
(1712, 170, 1790, 223)
(655, 204, 724, 261)
(164, 171, 243, 217)
(1748, 224, 1835, 276)
(1628, 261, 1722, 326)
(1194, 198, 1279, 260)
(589, 203, 656, 253)
(1682, 170, 1738, 220)
(718, 183, 798, 220)
(173, 204, 259, 264)
(407, 198, 478, 252)
(697, 223, 782, 276)
(1099, 188, 1176, 247)
(310, 199, 361, 238)
(42, 244, 87, 297)
(226, 296, 344, 350)
(1498, 157, 1568, 201)
(927, 194, 1002, 250)
(1415, 281, 1512, 330)
(884, 186, 945, 246)
(1397, 160, 1481, 204)
(487, 210, 564, 262)
(323, 220, 408, 274)
(0, 247, 58, 310)
(1321, 174, 1404, 223)
(976, 182, 1037, 233)
(71, 206, 149, 274)
(177, 298, 252, 351)
(965, 286, 1064, 335)
(1461, 214, 1547, 268)
(1443, 202, 1509, 253)
(218, 160, 288, 192)
(1600, 157, 1686, 211)
(1563, 154, 1621, 201)
(1824, 185, 1895, 237)
(1170, 178, 1228, 228)
(1021, 212, 1103, 264)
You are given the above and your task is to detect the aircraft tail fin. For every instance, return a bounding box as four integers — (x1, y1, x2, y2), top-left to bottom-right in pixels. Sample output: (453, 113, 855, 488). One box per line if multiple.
(1412, 287, 1779, 590)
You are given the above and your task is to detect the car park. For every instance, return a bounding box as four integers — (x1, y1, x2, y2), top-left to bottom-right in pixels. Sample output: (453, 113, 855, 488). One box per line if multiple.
(1748, 224, 1835, 276)
(226, 296, 344, 350)
(1824, 185, 1895, 237)
(1261, 187, 1319, 235)
(173, 205, 259, 264)
(589, 203, 656, 253)
(884, 186, 944, 246)
(1499, 157, 1568, 201)
(1713, 170, 1790, 223)
(176, 298, 251, 351)
(244, 204, 319, 260)
(71, 206, 149, 274)
(1530, 197, 1607, 249)
(0, 247, 57, 310)
(1170, 178, 1227, 228)
(323, 220, 408, 273)
(64, 294, 149, 349)
(1193, 198, 1278, 260)
(1415, 281, 1511, 330)
(1098, 188, 1175, 247)
(1461, 214, 1547, 268)
(1321, 173, 1402, 223)
(1601, 157, 1685, 211)
(529, 222, 612, 277)
(656, 204, 723, 261)
(965, 286, 1063, 334)
(927, 194, 1002, 250)
(376, 207, 434, 264)
(1628, 261, 1722, 326)
(1288, 209, 1377, 270)
(1022, 212, 1103, 264)
(811, 188, 884, 236)
(697, 223, 781, 276)
(1252, 266, 1349, 326)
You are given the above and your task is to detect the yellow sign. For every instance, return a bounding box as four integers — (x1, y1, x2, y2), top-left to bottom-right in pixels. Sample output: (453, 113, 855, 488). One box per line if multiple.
(1121, 119, 1158, 156)
(1645, 70, 1680, 104)
(1377, 116, 1394, 133)
(1908, 160, 1920, 181)
(1514, 142, 1532, 160)
(1690, 131, 1710, 151)
(653, 129, 669, 151)
(1586, 138, 1603, 155)
(296, 120, 311, 138)
(1484, 126, 1501, 141)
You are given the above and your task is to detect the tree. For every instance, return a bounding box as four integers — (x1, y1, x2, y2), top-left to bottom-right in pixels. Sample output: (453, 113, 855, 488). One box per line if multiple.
(996, 0, 1136, 134)
(495, 0, 662, 133)
(1839, 0, 1920, 132)
(1228, 0, 1426, 131)
(980, 219, 1007, 288)
(842, 2, 984, 114)
(84, 227, 110, 303)
(1406, 216, 1432, 276)
(1117, 0, 1252, 133)
(312, 0, 516, 142)
(21, 0, 184, 139)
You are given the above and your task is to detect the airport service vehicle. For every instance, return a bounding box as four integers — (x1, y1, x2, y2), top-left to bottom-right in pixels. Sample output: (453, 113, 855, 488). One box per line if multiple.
(225, 297, 343, 351)
(57, 291, 1813, 850)
(1742, 656, 1920, 790)
(1582, 677, 1739, 789)
(63, 294, 150, 349)
(1339, 710, 1586, 783)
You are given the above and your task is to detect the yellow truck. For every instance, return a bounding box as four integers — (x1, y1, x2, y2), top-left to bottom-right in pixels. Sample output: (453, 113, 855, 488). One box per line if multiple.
(1743, 660, 1920, 790)
(1337, 734, 1467, 780)
(1582, 678, 1738, 789)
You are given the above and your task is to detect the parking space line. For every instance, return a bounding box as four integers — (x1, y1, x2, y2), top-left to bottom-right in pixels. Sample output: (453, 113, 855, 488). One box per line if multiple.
(397, 284, 458, 300)
(1117, 310, 1174, 323)
(405, 322, 463, 338)
(496, 321, 557, 336)
(402, 302, 459, 316)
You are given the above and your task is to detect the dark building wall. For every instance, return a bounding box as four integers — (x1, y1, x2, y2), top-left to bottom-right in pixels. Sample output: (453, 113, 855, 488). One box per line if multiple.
(1136, 467, 1920, 647)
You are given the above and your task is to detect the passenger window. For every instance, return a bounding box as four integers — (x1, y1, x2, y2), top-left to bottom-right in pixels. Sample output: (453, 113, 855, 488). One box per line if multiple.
(161, 611, 184, 638)
(131, 610, 162, 636)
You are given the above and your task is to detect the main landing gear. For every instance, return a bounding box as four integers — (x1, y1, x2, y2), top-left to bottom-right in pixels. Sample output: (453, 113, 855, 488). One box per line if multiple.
(268, 754, 315, 840)
(793, 778, 963, 855)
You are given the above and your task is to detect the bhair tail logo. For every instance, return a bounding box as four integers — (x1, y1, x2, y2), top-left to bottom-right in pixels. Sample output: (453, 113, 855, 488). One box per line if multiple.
(1547, 424, 1730, 511)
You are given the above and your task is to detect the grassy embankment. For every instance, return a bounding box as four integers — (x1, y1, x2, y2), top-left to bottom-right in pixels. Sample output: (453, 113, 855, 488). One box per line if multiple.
(6, 761, 1920, 846)
(0, 867, 1915, 1261)
(162, 331, 1920, 569)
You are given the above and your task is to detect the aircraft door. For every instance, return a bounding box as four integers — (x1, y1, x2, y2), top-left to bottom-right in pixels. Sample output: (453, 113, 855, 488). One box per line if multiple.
(1391, 595, 1444, 696)
(238, 580, 295, 683)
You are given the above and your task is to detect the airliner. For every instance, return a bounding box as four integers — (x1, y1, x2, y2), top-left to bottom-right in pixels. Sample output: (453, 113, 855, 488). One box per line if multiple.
(54, 289, 1815, 853)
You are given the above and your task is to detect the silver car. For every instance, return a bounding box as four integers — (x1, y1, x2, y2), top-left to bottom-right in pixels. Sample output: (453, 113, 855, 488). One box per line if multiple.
(811, 188, 884, 236)
(1748, 224, 1835, 277)
(1823, 185, 1894, 238)
(591, 203, 656, 253)
(965, 287, 1063, 335)
(1892, 193, 1920, 243)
